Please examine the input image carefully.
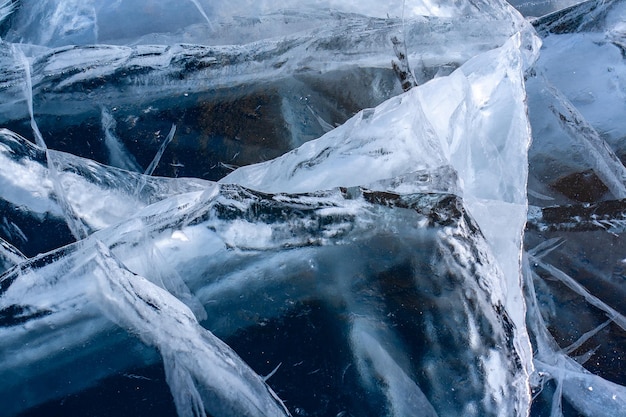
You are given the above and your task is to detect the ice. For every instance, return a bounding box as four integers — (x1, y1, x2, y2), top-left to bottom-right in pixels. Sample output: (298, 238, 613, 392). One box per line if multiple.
(0, 3, 527, 175)
(1, 183, 528, 416)
(13, 42, 90, 241)
(135, 123, 177, 196)
(187, 0, 212, 30)
(507, 0, 588, 17)
(520, 5, 626, 414)
(101, 107, 143, 173)
(348, 318, 438, 417)
(144, 124, 176, 177)
(0, 237, 24, 274)
(532, 0, 623, 35)
(93, 241, 290, 417)
(0, 129, 210, 254)
(1, 0, 625, 416)
(1, 0, 524, 47)
(523, 256, 626, 416)
(529, 0, 626, 167)
(529, 253, 626, 331)
(223, 29, 541, 388)
(223, 31, 538, 200)
(526, 75, 626, 211)
(0, 0, 15, 30)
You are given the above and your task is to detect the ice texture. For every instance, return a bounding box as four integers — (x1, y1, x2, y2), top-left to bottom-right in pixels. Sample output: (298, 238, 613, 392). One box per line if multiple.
(223, 30, 542, 390)
(522, 1, 626, 415)
(94, 241, 291, 417)
(2, 0, 523, 47)
(0, 0, 527, 179)
(1, 176, 528, 416)
(0, 0, 625, 416)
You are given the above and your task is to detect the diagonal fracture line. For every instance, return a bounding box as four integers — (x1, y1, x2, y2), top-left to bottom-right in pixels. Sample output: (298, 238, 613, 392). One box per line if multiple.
(529, 254, 626, 332)
(543, 76, 626, 199)
(563, 319, 612, 355)
(528, 237, 566, 259)
(145, 124, 176, 177)
(135, 123, 176, 198)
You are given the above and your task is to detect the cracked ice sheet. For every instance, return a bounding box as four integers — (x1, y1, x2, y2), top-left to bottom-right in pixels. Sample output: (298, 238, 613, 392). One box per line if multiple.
(522, 256, 626, 416)
(0, 128, 210, 249)
(0, 4, 540, 416)
(0, 11, 526, 126)
(93, 241, 290, 417)
(525, 4, 626, 204)
(535, 31, 626, 153)
(2, 0, 525, 47)
(223, 27, 541, 381)
(0, 183, 526, 416)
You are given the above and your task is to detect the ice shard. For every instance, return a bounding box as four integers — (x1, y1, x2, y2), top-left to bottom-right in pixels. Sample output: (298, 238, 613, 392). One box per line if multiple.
(93, 241, 291, 417)
(0, 128, 210, 255)
(0, 237, 24, 274)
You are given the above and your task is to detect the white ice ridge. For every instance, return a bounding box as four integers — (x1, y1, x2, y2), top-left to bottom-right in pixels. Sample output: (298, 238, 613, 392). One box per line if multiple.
(94, 241, 291, 417)
(222, 25, 541, 390)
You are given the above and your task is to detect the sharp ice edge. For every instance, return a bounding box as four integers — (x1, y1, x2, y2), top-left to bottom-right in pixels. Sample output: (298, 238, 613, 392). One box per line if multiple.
(0, 237, 25, 273)
(93, 241, 290, 417)
(223, 28, 541, 407)
(540, 76, 626, 199)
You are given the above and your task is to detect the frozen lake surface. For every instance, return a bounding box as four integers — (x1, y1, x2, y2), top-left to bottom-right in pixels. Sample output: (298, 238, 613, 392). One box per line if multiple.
(0, 1, 625, 416)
